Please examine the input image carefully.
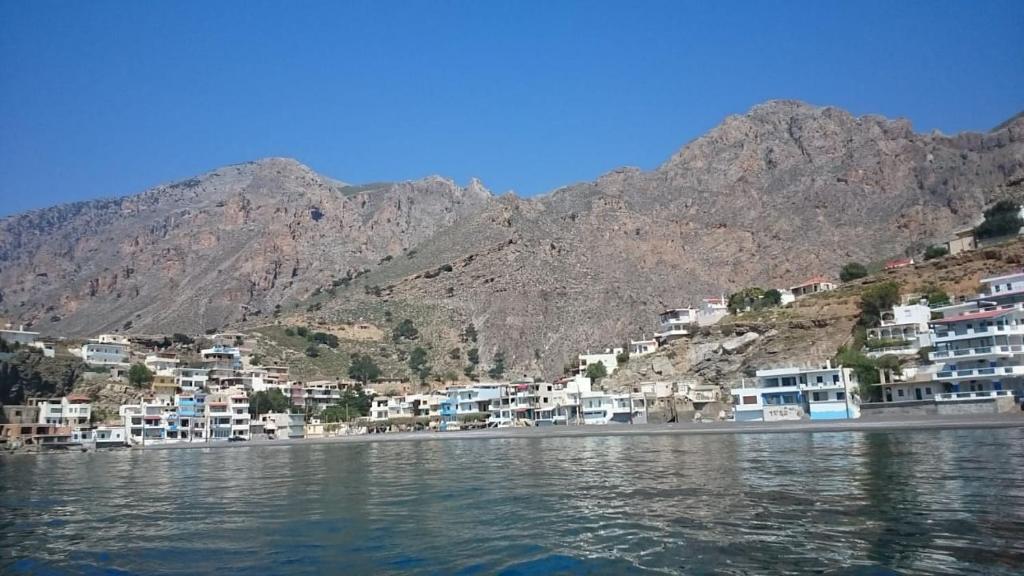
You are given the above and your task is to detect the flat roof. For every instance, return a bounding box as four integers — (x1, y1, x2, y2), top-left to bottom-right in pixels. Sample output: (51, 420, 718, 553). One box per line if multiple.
(981, 270, 1024, 284)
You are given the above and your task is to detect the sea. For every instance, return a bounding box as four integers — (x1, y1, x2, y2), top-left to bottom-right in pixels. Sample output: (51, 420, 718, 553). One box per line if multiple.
(1, 427, 1022, 575)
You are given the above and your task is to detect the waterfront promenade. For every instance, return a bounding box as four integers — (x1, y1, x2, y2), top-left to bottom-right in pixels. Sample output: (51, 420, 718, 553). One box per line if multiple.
(141, 412, 1024, 450)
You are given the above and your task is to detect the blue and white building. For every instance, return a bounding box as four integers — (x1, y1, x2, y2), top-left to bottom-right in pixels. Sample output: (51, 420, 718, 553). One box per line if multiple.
(924, 270, 1024, 405)
(732, 363, 860, 421)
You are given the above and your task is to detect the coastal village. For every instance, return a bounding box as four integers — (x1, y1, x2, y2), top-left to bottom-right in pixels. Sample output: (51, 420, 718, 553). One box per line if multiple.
(2, 208, 1024, 452)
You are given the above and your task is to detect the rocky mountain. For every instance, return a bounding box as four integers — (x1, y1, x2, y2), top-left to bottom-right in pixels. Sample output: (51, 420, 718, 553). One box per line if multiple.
(0, 158, 492, 334)
(2, 101, 1022, 377)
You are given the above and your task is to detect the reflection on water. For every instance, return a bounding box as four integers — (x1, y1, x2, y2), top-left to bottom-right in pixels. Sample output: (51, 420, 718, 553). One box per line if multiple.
(1, 429, 1022, 575)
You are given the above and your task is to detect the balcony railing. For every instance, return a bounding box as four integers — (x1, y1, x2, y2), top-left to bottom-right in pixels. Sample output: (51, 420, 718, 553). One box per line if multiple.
(935, 390, 1016, 401)
(934, 324, 1024, 341)
(929, 345, 1024, 361)
(934, 365, 1024, 380)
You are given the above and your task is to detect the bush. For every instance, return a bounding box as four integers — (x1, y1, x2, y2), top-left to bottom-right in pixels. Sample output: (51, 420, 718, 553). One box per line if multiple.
(488, 351, 506, 380)
(128, 364, 153, 388)
(585, 362, 607, 382)
(839, 262, 868, 282)
(305, 344, 320, 358)
(284, 327, 296, 337)
(296, 326, 309, 338)
(311, 332, 339, 348)
(393, 319, 419, 341)
(408, 347, 430, 383)
(467, 348, 480, 365)
(348, 354, 381, 384)
(172, 333, 194, 345)
(923, 245, 948, 260)
(447, 347, 461, 360)
(975, 199, 1022, 239)
(616, 350, 630, 365)
(859, 282, 900, 327)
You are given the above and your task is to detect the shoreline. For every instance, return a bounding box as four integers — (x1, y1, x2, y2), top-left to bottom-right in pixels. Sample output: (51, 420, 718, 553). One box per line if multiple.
(135, 413, 1024, 451)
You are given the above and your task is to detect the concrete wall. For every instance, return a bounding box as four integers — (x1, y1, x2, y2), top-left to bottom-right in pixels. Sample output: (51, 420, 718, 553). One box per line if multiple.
(862, 397, 1020, 417)
(861, 400, 938, 418)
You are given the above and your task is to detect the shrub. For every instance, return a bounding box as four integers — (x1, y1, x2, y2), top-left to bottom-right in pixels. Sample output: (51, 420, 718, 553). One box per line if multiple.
(296, 326, 309, 338)
(393, 319, 418, 341)
(975, 199, 1022, 239)
(923, 245, 948, 260)
(305, 344, 320, 358)
(348, 354, 381, 384)
(858, 281, 900, 327)
(311, 332, 339, 348)
(585, 362, 607, 382)
(839, 262, 868, 282)
(488, 351, 506, 380)
(128, 364, 153, 388)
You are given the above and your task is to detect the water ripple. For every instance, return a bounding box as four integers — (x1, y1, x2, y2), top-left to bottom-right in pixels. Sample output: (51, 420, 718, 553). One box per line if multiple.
(1, 428, 1023, 575)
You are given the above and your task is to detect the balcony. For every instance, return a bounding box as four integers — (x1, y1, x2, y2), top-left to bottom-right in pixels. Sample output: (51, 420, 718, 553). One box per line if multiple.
(929, 345, 1023, 362)
(933, 365, 1024, 381)
(933, 324, 1024, 342)
(935, 390, 1016, 401)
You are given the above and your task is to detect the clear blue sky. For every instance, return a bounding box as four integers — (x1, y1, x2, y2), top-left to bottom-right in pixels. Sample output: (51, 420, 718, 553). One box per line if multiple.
(1, 0, 1022, 216)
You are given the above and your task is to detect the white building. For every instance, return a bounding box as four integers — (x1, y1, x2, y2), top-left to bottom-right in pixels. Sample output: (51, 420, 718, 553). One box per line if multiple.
(35, 394, 92, 427)
(789, 276, 836, 299)
(259, 412, 305, 439)
(656, 308, 697, 342)
(922, 272, 1024, 406)
(732, 364, 860, 422)
(578, 348, 622, 377)
(580, 391, 647, 425)
(698, 296, 728, 326)
(176, 368, 209, 391)
(629, 338, 659, 357)
(206, 388, 250, 440)
(0, 324, 40, 346)
(865, 302, 934, 358)
(81, 335, 130, 366)
(144, 351, 180, 372)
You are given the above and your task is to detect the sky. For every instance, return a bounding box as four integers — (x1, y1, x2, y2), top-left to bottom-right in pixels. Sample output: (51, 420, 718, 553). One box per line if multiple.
(1, 0, 1022, 216)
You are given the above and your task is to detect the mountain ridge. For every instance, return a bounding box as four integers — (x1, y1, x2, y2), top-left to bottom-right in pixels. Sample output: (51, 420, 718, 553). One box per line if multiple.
(2, 100, 1022, 377)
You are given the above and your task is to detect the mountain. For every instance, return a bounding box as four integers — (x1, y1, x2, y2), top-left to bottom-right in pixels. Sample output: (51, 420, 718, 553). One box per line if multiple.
(0, 158, 492, 334)
(2, 101, 1023, 377)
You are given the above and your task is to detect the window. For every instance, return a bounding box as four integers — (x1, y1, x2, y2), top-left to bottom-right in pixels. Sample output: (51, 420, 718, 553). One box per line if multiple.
(742, 395, 757, 405)
(925, 387, 932, 395)
(897, 389, 905, 397)
(816, 376, 823, 384)
(832, 374, 840, 384)
(836, 392, 846, 400)
(812, 392, 821, 401)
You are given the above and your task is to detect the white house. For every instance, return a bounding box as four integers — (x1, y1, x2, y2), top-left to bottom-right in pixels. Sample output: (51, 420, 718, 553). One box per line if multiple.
(81, 335, 130, 366)
(35, 394, 92, 427)
(629, 338, 659, 357)
(656, 308, 698, 342)
(0, 325, 40, 346)
(144, 351, 180, 372)
(698, 296, 728, 326)
(789, 276, 836, 298)
(578, 348, 622, 377)
(865, 302, 934, 358)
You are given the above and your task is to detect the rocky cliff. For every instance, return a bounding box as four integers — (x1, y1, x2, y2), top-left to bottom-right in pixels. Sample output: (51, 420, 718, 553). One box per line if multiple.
(2, 101, 1022, 378)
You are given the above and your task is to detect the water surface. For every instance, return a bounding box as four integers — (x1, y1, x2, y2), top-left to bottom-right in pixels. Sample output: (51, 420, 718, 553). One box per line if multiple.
(1, 428, 1022, 575)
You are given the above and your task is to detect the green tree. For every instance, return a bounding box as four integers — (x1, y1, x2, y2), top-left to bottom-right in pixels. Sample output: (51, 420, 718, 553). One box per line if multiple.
(348, 354, 381, 384)
(921, 284, 949, 306)
(585, 362, 608, 382)
(616, 349, 630, 365)
(284, 327, 296, 337)
(249, 388, 291, 417)
(466, 347, 480, 365)
(408, 347, 430, 384)
(393, 319, 419, 342)
(321, 386, 372, 422)
(171, 333, 194, 345)
(858, 281, 901, 327)
(923, 244, 948, 260)
(128, 364, 153, 388)
(975, 199, 1022, 239)
(462, 323, 478, 343)
(487, 351, 506, 380)
(839, 262, 868, 282)
(296, 326, 309, 338)
(305, 344, 320, 358)
(311, 332, 339, 348)
(728, 287, 765, 314)
(762, 288, 783, 307)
